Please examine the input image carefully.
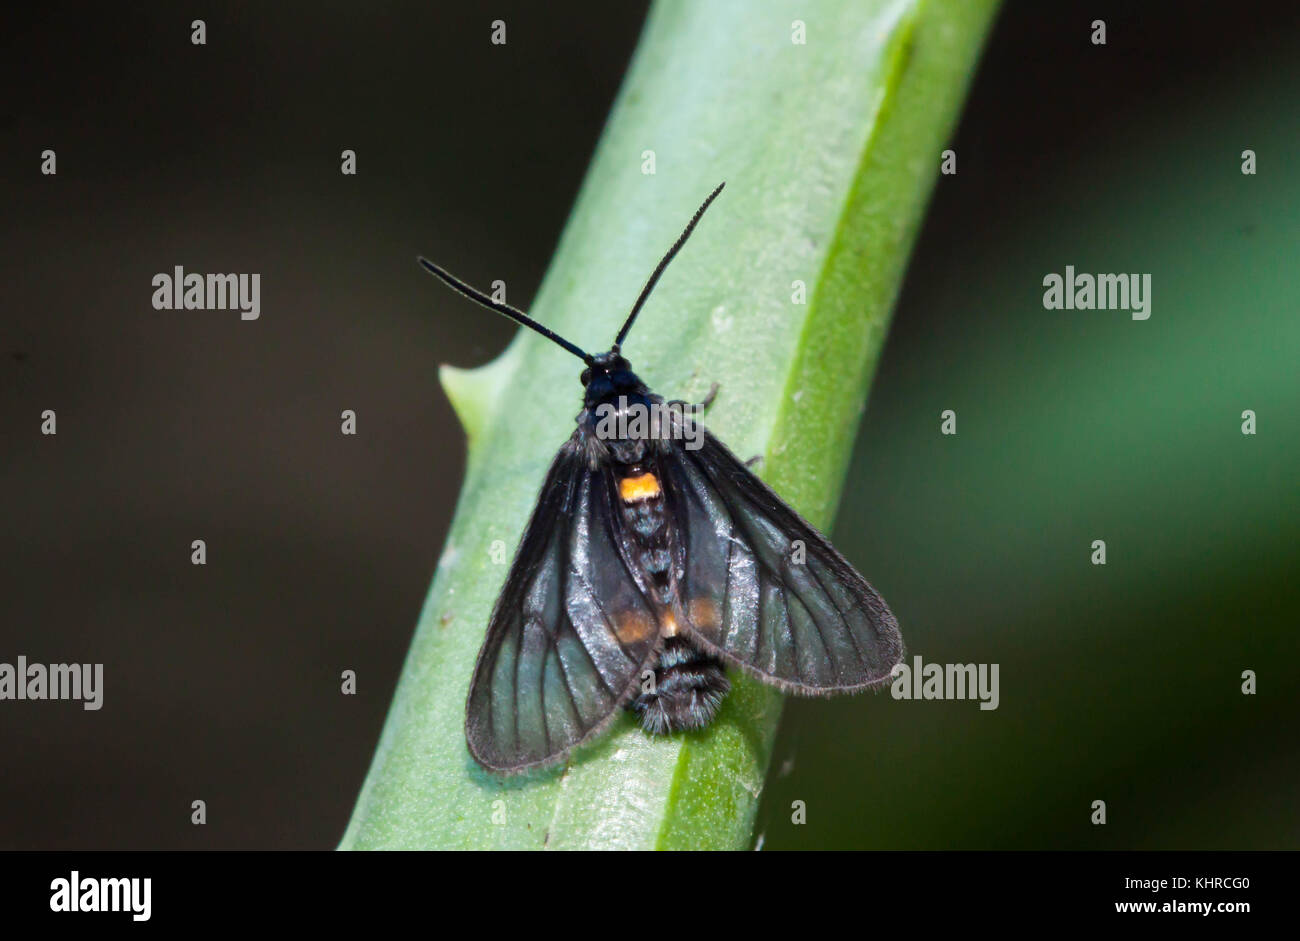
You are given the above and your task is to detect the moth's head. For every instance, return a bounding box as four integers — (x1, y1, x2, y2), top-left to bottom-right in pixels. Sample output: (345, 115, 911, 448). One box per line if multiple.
(581, 349, 644, 404)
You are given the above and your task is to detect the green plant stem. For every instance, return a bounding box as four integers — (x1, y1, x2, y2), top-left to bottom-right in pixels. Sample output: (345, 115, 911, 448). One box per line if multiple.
(341, 0, 999, 851)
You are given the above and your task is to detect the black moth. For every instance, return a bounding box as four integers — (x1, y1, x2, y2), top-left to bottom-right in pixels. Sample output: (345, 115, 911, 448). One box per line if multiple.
(421, 183, 902, 774)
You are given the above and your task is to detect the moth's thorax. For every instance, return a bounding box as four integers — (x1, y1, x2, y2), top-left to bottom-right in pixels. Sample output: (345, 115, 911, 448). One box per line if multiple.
(576, 353, 667, 465)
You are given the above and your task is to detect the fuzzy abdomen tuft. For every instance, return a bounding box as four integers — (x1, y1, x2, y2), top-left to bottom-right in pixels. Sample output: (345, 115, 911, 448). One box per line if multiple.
(630, 636, 730, 734)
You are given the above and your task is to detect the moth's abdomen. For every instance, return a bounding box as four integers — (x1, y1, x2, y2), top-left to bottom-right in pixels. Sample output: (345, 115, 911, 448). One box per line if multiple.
(630, 636, 730, 734)
(616, 461, 730, 732)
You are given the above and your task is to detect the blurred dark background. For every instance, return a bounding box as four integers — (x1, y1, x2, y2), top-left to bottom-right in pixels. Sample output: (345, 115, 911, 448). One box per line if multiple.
(2, 1, 1296, 849)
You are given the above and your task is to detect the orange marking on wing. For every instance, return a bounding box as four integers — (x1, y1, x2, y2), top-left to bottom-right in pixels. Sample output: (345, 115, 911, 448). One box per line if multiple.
(687, 599, 720, 637)
(619, 472, 661, 503)
(613, 610, 654, 645)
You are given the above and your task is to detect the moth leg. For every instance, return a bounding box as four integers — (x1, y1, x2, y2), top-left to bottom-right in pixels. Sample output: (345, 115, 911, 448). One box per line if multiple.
(668, 381, 719, 413)
(745, 454, 763, 469)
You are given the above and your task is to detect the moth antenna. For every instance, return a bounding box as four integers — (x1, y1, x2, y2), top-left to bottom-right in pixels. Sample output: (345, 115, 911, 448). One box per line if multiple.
(418, 257, 593, 364)
(612, 182, 725, 352)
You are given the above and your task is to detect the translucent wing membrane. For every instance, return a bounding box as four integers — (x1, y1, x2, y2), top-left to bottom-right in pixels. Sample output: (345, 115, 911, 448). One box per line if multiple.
(465, 442, 661, 773)
(667, 432, 903, 692)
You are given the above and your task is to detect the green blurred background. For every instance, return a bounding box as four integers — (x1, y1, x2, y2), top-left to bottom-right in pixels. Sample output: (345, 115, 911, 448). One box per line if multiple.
(760, 3, 1300, 848)
(2, 1, 1295, 848)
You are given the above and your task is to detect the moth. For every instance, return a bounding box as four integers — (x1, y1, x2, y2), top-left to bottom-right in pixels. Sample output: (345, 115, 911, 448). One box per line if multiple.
(420, 183, 903, 774)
